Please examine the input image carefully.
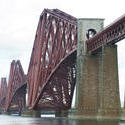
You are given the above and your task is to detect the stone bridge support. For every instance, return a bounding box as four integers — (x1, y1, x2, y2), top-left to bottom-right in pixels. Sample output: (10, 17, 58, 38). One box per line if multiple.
(70, 18, 121, 119)
(97, 45, 121, 118)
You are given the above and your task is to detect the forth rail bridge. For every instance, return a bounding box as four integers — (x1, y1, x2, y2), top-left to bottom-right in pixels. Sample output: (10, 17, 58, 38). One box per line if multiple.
(0, 9, 125, 120)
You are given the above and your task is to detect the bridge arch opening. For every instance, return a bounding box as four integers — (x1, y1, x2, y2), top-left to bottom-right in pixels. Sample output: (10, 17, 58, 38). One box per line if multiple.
(86, 28, 97, 39)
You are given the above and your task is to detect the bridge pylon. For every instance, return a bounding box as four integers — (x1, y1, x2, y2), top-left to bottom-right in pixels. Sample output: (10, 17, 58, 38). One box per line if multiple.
(70, 18, 121, 119)
(97, 44, 121, 118)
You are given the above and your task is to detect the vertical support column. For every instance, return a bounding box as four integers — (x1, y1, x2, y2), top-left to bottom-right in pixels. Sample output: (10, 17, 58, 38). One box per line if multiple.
(69, 18, 104, 119)
(98, 45, 121, 118)
(75, 54, 99, 117)
(69, 18, 121, 119)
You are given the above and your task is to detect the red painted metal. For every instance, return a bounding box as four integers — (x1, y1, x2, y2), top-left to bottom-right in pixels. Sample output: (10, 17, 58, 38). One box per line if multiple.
(0, 78, 7, 110)
(7, 84, 27, 112)
(86, 14, 125, 52)
(27, 9, 77, 110)
(5, 60, 26, 112)
(35, 51, 76, 110)
(0, 9, 124, 112)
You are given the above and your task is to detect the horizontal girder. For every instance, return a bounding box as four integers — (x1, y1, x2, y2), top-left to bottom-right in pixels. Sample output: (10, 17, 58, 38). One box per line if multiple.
(86, 14, 125, 52)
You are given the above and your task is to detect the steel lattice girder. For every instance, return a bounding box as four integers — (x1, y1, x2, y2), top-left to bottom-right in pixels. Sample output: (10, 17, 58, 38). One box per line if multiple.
(86, 14, 125, 52)
(35, 51, 77, 110)
(27, 9, 77, 110)
(0, 78, 7, 110)
(5, 60, 26, 111)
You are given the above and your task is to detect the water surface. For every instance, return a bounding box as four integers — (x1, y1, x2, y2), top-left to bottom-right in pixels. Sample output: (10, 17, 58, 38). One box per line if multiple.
(0, 115, 125, 125)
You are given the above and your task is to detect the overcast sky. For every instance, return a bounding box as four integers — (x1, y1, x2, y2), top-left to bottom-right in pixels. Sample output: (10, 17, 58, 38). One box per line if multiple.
(0, 0, 125, 106)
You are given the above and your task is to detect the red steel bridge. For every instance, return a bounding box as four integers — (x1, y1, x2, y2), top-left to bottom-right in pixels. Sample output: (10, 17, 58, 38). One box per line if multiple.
(0, 78, 7, 111)
(0, 9, 125, 113)
(5, 60, 26, 113)
(27, 9, 77, 110)
(27, 9, 125, 111)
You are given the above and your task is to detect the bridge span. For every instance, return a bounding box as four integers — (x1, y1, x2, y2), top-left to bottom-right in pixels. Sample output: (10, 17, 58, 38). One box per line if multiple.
(0, 9, 125, 119)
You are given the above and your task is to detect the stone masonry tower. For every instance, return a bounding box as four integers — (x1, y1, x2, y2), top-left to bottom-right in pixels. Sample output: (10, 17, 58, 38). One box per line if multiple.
(73, 18, 121, 119)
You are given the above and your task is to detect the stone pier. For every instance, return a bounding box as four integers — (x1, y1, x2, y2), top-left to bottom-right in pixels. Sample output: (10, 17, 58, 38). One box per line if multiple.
(21, 110, 41, 117)
(55, 110, 68, 117)
(97, 45, 121, 118)
(75, 53, 100, 118)
(69, 18, 121, 119)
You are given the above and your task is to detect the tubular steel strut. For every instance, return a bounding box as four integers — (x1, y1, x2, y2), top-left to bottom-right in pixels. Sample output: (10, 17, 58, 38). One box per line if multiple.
(27, 9, 77, 110)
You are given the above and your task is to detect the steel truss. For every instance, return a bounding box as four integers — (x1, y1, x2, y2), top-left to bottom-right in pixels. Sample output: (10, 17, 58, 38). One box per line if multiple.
(27, 9, 77, 110)
(5, 60, 26, 112)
